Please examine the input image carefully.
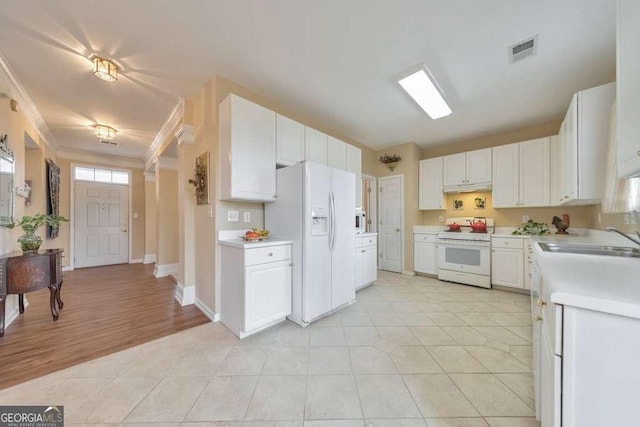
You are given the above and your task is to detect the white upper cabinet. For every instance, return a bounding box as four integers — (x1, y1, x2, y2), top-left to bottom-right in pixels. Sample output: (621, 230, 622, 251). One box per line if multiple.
(443, 148, 492, 191)
(556, 82, 615, 205)
(276, 114, 305, 166)
(492, 143, 519, 208)
(327, 136, 347, 170)
(219, 94, 276, 202)
(419, 157, 445, 210)
(305, 127, 328, 165)
(345, 144, 362, 208)
(520, 137, 550, 206)
(617, 0, 640, 177)
(493, 138, 550, 208)
(443, 153, 466, 187)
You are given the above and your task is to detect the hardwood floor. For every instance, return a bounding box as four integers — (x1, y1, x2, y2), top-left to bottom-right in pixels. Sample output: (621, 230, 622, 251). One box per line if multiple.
(0, 263, 209, 390)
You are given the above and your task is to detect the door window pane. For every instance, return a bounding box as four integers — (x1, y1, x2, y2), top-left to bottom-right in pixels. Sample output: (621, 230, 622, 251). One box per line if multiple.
(94, 169, 112, 183)
(111, 171, 129, 184)
(75, 167, 95, 181)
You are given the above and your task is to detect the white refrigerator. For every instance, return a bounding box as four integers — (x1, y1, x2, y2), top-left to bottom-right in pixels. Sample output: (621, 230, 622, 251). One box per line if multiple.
(265, 161, 355, 326)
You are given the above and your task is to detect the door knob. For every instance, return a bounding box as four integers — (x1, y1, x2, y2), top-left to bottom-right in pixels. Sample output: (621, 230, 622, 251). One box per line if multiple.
(396, 228, 400, 232)
(122, 229, 127, 232)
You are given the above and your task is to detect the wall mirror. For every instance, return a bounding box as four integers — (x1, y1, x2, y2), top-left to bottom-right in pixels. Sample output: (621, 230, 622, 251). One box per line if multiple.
(0, 134, 14, 226)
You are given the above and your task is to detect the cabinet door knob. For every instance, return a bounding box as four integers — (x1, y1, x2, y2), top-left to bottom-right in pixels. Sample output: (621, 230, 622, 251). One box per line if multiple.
(637, 150, 640, 157)
(361, 250, 366, 253)
(534, 314, 543, 321)
(268, 252, 273, 256)
(537, 299, 547, 306)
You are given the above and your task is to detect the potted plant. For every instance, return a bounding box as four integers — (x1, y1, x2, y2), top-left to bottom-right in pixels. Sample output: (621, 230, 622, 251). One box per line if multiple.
(379, 153, 402, 171)
(512, 219, 549, 236)
(8, 214, 69, 254)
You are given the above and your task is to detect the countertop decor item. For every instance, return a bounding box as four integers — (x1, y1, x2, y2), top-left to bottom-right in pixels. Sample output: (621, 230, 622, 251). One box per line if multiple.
(379, 153, 401, 171)
(243, 228, 270, 241)
(188, 151, 209, 205)
(512, 219, 549, 236)
(552, 214, 571, 234)
(7, 214, 69, 254)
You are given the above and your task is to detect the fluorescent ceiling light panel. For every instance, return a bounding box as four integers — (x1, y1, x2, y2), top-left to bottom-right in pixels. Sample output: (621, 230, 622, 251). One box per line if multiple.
(398, 66, 452, 119)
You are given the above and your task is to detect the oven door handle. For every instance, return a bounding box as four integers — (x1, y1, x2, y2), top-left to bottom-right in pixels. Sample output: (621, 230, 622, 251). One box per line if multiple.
(438, 239, 490, 247)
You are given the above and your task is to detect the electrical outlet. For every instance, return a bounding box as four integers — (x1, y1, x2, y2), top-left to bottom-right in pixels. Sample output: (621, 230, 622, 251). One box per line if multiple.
(243, 212, 251, 222)
(624, 213, 630, 225)
(438, 216, 444, 223)
(227, 210, 239, 222)
(522, 215, 530, 223)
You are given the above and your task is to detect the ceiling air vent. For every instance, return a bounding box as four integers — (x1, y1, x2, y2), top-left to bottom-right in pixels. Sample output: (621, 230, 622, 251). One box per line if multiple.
(99, 139, 120, 146)
(509, 35, 538, 63)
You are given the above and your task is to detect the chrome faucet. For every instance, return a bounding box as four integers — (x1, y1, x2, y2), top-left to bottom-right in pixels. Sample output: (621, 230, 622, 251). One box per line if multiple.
(606, 226, 640, 246)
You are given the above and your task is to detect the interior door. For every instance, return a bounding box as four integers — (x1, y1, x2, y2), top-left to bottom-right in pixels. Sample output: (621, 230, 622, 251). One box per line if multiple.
(378, 175, 403, 273)
(330, 168, 356, 309)
(74, 181, 128, 268)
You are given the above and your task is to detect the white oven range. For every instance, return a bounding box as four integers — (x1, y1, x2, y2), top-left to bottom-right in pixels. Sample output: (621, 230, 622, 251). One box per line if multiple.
(437, 217, 494, 288)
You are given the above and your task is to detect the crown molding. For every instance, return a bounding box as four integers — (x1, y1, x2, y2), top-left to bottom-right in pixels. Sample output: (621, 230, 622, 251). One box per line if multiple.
(145, 98, 184, 167)
(57, 147, 144, 169)
(176, 123, 195, 145)
(0, 51, 57, 152)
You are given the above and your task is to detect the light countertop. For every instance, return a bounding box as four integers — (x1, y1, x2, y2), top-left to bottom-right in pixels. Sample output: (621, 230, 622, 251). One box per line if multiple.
(357, 232, 378, 237)
(531, 232, 640, 319)
(413, 226, 442, 234)
(218, 229, 292, 249)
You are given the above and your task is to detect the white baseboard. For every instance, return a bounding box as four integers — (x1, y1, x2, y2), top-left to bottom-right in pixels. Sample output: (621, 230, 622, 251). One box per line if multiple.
(130, 258, 143, 264)
(402, 270, 416, 276)
(5, 299, 29, 329)
(62, 266, 74, 272)
(195, 297, 219, 322)
(153, 263, 178, 278)
(175, 282, 196, 306)
(143, 253, 156, 264)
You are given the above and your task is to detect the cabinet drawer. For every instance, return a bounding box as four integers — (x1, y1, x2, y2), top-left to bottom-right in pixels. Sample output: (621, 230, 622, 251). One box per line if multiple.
(492, 237, 524, 249)
(357, 235, 377, 248)
(245, 245, 291, 266)
(414, 233, 438, 243)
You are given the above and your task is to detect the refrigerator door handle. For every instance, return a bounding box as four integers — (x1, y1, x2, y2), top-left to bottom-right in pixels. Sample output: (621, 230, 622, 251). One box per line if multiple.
(329, 192, 336, 251)
(328, 193, 333, 251)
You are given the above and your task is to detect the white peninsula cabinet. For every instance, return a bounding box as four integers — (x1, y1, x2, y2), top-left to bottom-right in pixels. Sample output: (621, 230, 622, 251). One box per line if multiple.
(220, 239, 292, 339)
(617, 0, 640, 178)
(418, 157, 445, 210)
(219, 94, 276, 202)
(305, 127, 328, 165)
(531, 239, 640, 426)
(355, 233, 377, 290)
(414, 232, 438, 275)
(554, 82, 615, 205)
(492, 138, 550, 208)
(443, 148, 492, 191)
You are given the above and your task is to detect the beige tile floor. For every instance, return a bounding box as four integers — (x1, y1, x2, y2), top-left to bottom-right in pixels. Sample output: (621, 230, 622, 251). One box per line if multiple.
(0, 271, 540, 427)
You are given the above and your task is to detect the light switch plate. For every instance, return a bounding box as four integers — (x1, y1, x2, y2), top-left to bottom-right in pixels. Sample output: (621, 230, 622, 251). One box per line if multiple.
(438, 216, 444, 223)
(522, 215, 530, 223)
(133, 212, 138, 219)
(227, 210, 239, 222)
(207, 207, 214, 218)
(243, 212, 251, 222)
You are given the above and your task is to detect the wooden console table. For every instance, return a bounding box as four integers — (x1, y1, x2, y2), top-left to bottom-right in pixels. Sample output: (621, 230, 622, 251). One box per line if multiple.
(0, 249, 64, 337)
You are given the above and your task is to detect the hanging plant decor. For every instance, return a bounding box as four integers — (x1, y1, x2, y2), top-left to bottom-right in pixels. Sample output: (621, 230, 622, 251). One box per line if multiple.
(188, 151, 209, 205)
(379, 153, 402, 172)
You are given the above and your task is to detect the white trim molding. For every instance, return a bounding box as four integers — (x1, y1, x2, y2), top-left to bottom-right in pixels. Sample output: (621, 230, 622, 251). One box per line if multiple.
(175, 124, 195, 145)
(143, 253, 156, 264)
(402, 270, 416, 276)
(130, 258, 143, 264)
(156, 156, 179, 171)
(5, 298, 28, 329)
(145, 98, 184, 169)
(144, 172, 155, 182)
(195, 297, 220, 323)
(175, 282, 196, 306)
(62, 265, 74, 272)
(0, 51, 57, 152)
(153, 263, 179, 278)
(58, 148, 144, 169)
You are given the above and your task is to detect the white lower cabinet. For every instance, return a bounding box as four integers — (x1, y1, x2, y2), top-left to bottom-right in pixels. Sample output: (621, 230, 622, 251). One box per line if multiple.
(413, 233, 438, 275)
(491, 237, 526, 289)
(220, 242, 292, 338)
(355, 234, 377, 290)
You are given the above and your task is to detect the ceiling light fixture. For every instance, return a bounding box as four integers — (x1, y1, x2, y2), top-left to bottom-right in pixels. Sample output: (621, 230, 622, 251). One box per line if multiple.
(398, 65, 452, 119)
(92, 56, 118, 82)
(94, 125, 117, 140)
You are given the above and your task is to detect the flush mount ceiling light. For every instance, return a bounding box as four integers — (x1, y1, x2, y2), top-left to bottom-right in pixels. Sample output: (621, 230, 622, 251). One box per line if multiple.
(94, 125, 117, 140)
(398, 65, 452, 120)
(92, 56, 118, 82)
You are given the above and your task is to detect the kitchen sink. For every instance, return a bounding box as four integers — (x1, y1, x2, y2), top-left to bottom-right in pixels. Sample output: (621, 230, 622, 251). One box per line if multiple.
(538, 242, 640, 258)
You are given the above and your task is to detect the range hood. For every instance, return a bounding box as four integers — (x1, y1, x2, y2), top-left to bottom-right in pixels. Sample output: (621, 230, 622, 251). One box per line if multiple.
(443, 182, 492, 193)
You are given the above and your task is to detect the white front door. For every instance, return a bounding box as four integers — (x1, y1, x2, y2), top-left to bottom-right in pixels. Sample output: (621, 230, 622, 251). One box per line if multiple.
(378, 175, 403, 273)
(74, 181, 129, 268)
